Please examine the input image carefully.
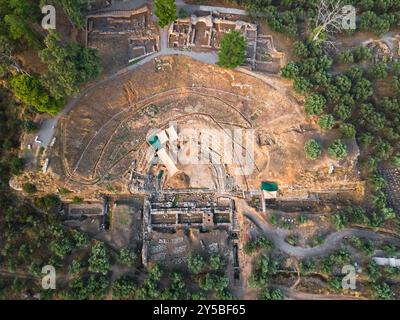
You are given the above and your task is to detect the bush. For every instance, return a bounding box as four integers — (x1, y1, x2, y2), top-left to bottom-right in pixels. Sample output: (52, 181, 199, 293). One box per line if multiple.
(244, 236, 273, 255)
(328, 139, 348, 160)
(285, 234, 299, 246)
(331, 213, 347, 230)
(9, 156, 24, 175)
(34, 194, 61, 212)
(217, 30, 246, 69)
(23, 119, 39, 133)
(304, 139, 322, 160)
(22, 183, 37, 194)
(72, 196, 83, 204)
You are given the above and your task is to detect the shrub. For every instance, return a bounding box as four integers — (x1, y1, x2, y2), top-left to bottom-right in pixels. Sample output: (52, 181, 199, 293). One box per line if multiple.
(22, 183, 37, 194)
(328, 139, 348, 160)
(304, 139, 322, 160)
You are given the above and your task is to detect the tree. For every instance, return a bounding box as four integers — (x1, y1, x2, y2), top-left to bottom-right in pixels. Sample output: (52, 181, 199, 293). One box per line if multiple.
(340, 123, 356, 138)
(50, 238, 74, 257)
(198, 274, 229, 292)
(305, 93, 326, 115)
(187, 254, 206, 274)
(328, 139, 348, 160)
(359, 11, 390, 36)
(88, 242, 111, 275)
(0, 35, 23, 73)
(318, 114, 335, 130)
(178, 8, 188, 19)
(10, 74, 63, 116)
(337, 50, 354, 64)
(3, 14, 40, 48)
(209, 254, 223, 271)
(112, 276, 136, 299)
(304, 139, 322, 160)
(353, 46, 372, 62)
(148, 263, 162, 281)
(118, 248, 137, 267)
(372, 282, 394, 300)
(39, 31, 100, 100)
(281, 62, 299, 79)
(68, 259, 82, 275)
(351, 78, 373, 101)
(34, 194, 60, 212)
(370, 62, 388, 79)
(8, 156, 24, 175)
(72, 231, 89, 249)
(334, 104, 352, 120)
(248, 255, 278, 289)
(154, 0, 176, 28)
(22, 183, 37, 194)
(23, 119, 39, 133)
(218, 30, 246, 69)
(310, 0, 350, 43)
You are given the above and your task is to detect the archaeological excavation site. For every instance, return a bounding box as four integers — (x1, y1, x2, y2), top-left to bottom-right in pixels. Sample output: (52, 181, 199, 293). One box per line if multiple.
(6, 0, 400, 302)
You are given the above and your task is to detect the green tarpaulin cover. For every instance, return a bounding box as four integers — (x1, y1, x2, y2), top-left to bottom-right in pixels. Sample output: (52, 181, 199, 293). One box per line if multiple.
(261, 181, 278, 191)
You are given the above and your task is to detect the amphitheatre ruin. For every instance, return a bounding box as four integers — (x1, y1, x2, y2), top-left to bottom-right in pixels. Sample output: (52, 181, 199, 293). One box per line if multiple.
(46, 55, 362, 202)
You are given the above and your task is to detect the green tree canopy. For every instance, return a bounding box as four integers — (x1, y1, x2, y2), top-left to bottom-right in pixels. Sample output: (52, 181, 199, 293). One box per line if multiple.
(154, 0, 176, 28)
(187, 253, 206, 274)
(304, 139, 322, 160)
(88, 242, 111, 275)
(218, 30, 246, 69)
(328, 139, 348, 160)
(305, 93, 326, 115)
(10, 74, 64, 116)
(318, 114, 335, 130)
(340, 123, 356, 138)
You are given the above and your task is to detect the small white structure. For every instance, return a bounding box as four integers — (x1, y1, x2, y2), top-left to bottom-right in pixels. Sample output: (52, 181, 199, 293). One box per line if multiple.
(167, 125, 178, 142)
(42, 158, 49, 173)
(147, 125, 180, 177)
(157, 131, 169, 145)
(373, 257, 400, 268)
(157, 148, 178, 177)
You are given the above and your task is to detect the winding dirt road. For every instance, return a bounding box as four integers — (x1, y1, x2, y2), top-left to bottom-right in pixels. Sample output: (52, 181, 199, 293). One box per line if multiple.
(238, 200, 400, 258)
